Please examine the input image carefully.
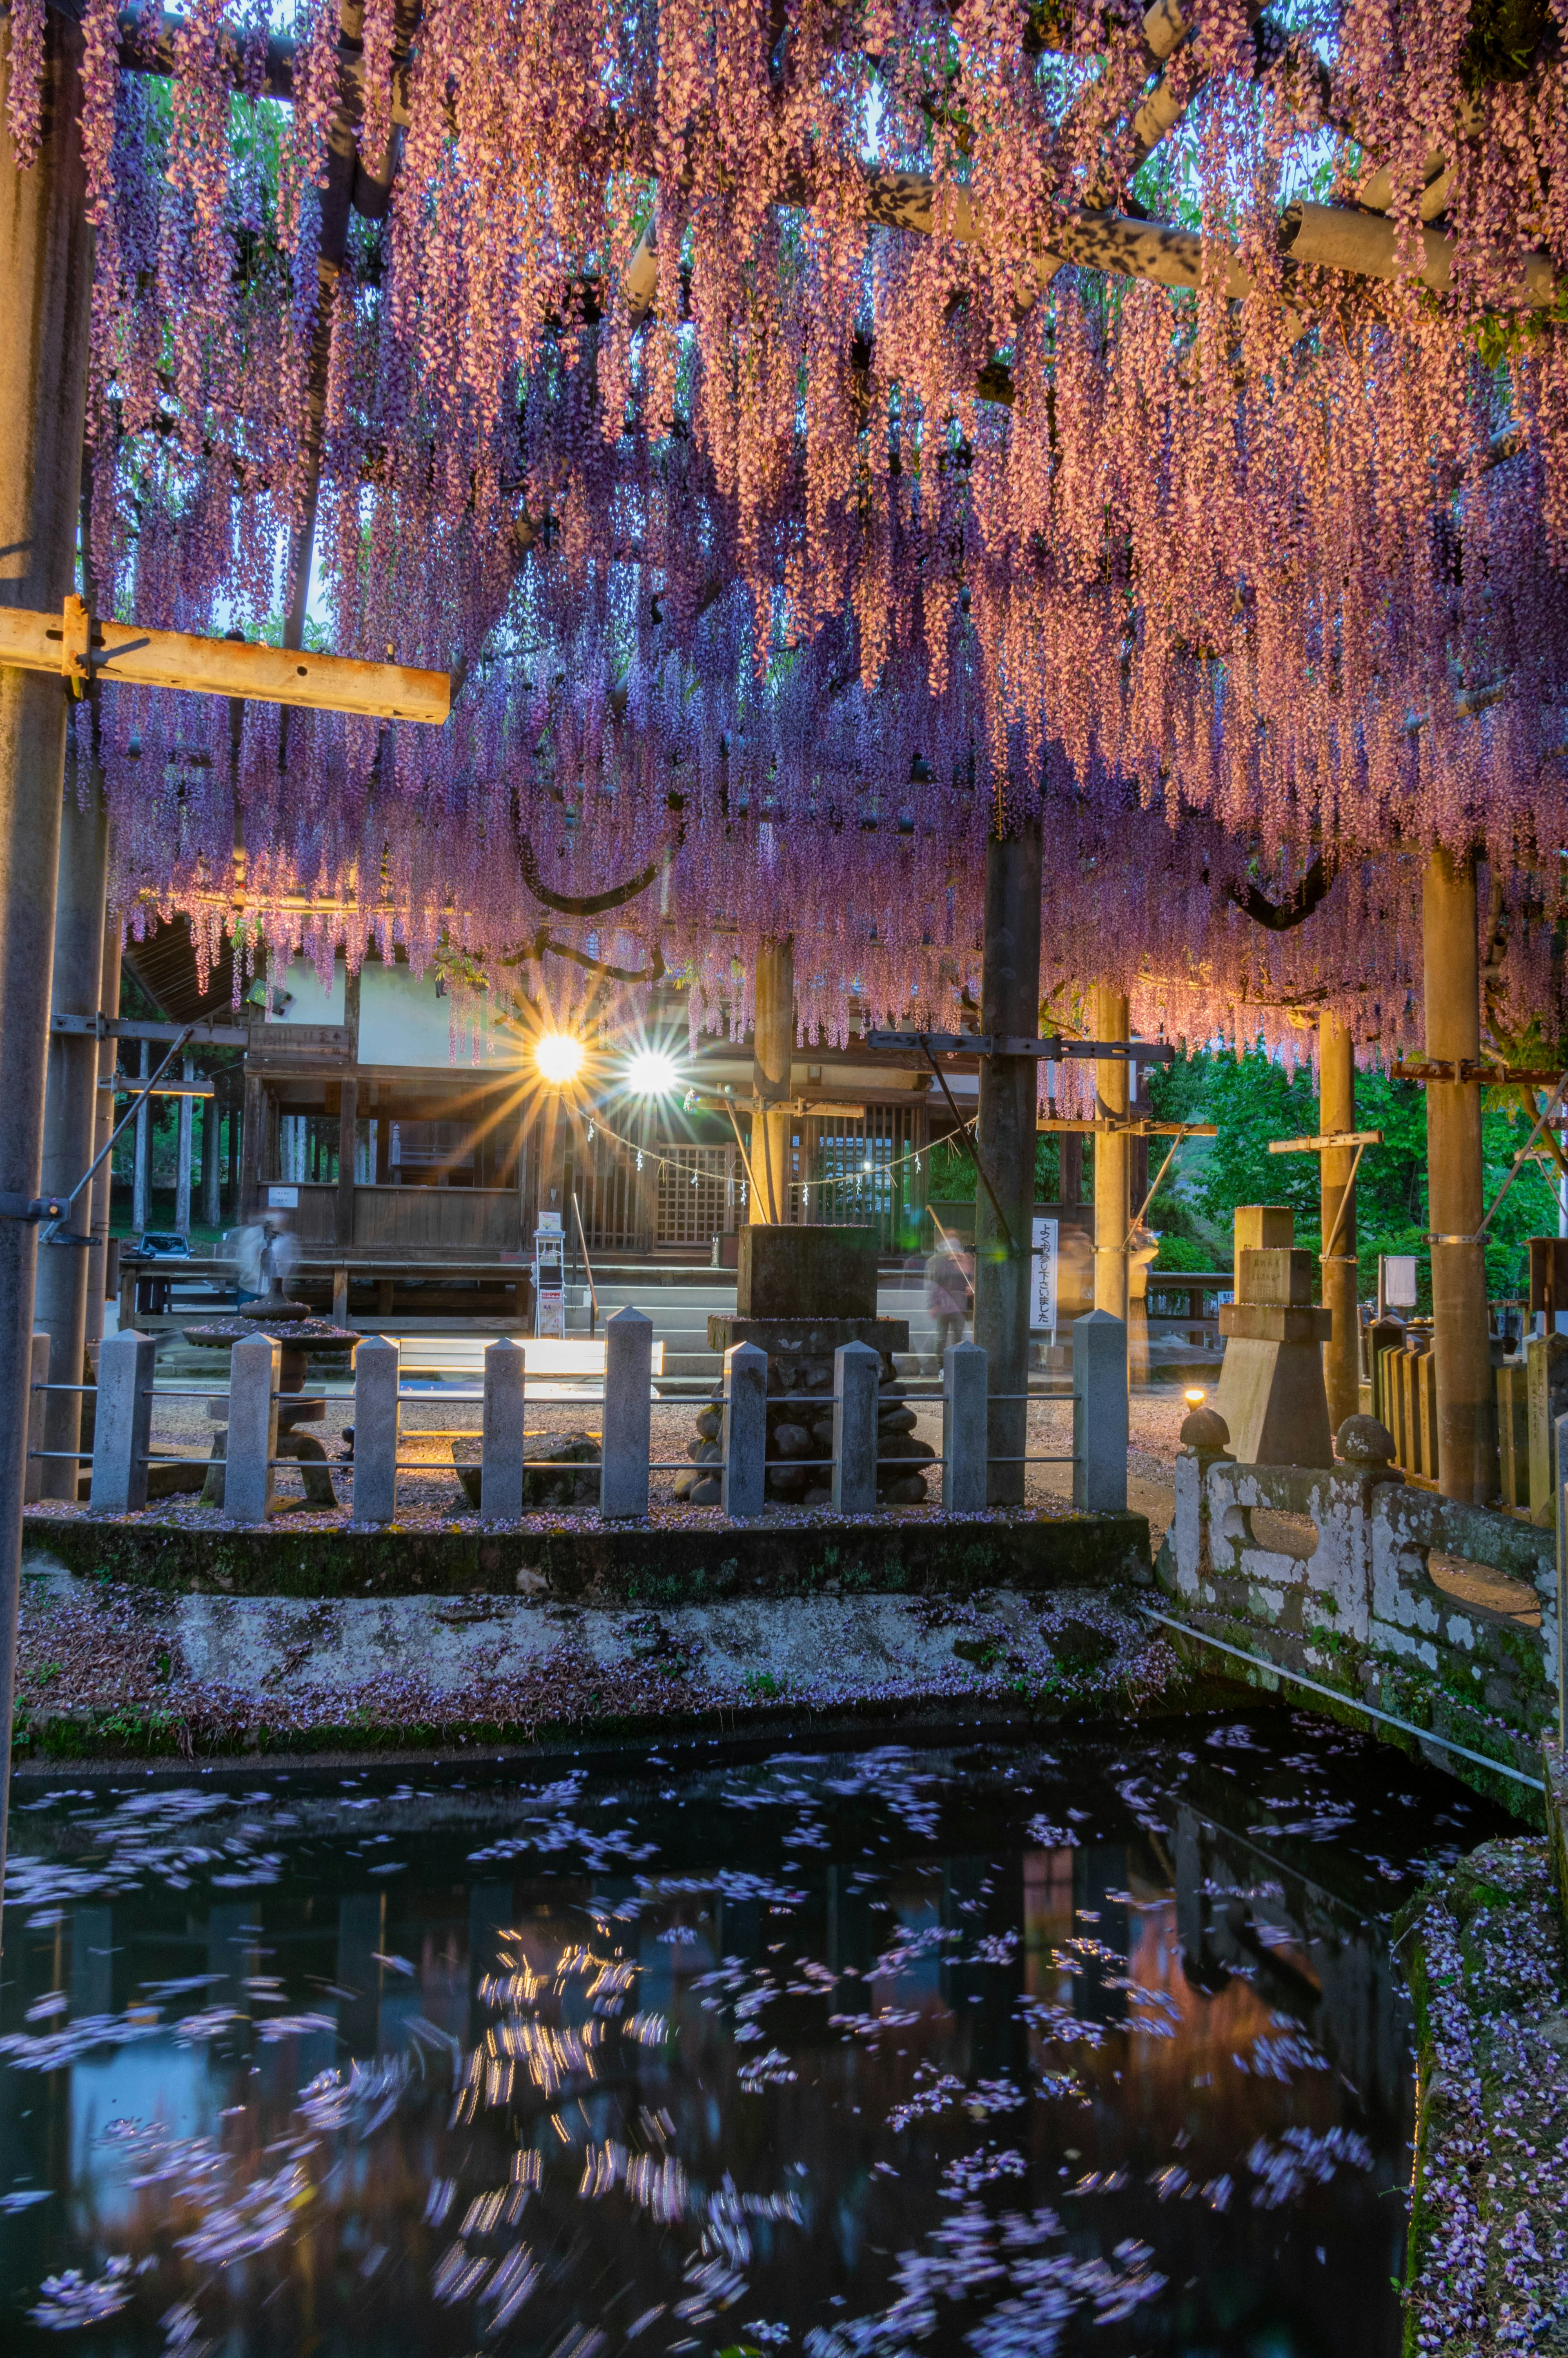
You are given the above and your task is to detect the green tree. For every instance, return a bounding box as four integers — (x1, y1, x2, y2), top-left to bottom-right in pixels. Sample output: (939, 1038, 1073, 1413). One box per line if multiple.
(1148, 1042, 1561, 1305)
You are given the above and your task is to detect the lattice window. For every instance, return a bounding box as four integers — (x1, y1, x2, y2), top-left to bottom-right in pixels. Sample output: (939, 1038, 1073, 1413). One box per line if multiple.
(657, 1145, 741, 1247)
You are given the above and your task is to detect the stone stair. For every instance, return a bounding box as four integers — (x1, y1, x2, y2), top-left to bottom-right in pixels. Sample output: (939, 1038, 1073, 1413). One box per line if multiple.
(560, 1257, 940, 1391)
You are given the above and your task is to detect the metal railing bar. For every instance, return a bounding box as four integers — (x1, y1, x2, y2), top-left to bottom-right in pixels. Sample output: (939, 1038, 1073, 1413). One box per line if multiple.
(31, 1383, 98, 1394)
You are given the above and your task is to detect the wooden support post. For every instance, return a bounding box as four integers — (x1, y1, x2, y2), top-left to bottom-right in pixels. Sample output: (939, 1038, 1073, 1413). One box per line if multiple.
(1319, 1011, 1361, 1436)
(0, 13, 94, 1900)
(200, 1079, 221, 1231)
(1093, 987, 1130, 1319)
(131, 1038, 151, 1229)
(35, 757, 106, 1495)
(1423, 848, 1499, 1503)
(175, 1055, 194, 1234)
(1060, 1131, 1083, 1205)
(336, 1073, 358, 1248)
(749, 937, 794, 1225)
(241, 1066, 264, 1219)
(975, 820, 1042, 1505)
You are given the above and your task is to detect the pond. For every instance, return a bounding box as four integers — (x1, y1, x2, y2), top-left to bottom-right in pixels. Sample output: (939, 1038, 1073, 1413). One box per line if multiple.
(0, 1715, 1505, 2356)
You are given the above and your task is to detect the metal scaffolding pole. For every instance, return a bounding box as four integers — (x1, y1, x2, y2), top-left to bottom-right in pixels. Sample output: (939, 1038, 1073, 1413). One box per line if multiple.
(33, 757, 107, 1494)
(83, 890, 120, 1350)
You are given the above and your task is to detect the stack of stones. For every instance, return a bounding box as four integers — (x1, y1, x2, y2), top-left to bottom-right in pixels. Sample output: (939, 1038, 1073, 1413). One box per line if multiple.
(673, 1324, 935, 1507)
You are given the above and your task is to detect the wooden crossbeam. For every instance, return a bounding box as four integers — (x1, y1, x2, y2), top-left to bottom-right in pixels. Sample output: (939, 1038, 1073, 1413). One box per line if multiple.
(1268, 1127, 1384, 1153)
(686, 1093, 867, 1118)
(1036, 1118, 1217, 1136)
(1391, 1062, 1565, 1086)
(0, 600, 449, 725)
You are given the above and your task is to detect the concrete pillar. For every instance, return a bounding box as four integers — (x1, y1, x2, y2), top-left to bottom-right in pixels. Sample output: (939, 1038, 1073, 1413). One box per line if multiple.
(1423, 848, 1498, 1504)
(84, 900, 120, 1348)
(1319, 1010, 1361, 1436)
(88, 1330, 153, 1513)
(748, 937, 793, 1224)
(225, 1334, 279, 1524)
(941, 1338, 988, 1513)
(352, 1335, 399, 1523)
(174, 1056, 194, 1236)
(480, 1335, 526, 1521)
(1073, 1308, 1128, 1511)
(721, 1340, 767, 1515)
(831, 1338, 879, 1514)
(0, 13, 95, 1901)
(22, 1330, 48, 1505)
(601, 1305, 652, 1518)
(974, 820, 1042, 1506)
(34, 764, 106, 1494)
(1092, 986, 1130, 1320)
(131, 1038, 151, 1231)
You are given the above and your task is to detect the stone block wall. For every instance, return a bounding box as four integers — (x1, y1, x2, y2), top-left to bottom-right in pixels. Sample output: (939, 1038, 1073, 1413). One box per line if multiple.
(1158, 1447, 1557, 1803)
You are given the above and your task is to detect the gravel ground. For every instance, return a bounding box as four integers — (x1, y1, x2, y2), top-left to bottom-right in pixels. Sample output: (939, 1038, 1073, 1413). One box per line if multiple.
(122, 1383, 1188, 1539)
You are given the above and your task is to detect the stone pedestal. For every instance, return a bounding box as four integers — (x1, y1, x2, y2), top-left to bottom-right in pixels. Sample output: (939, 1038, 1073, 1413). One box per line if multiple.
(1214, 1241, 1333, 1467)
(677, 1314, 926, 1506)
(736, 1225, 879, 1318)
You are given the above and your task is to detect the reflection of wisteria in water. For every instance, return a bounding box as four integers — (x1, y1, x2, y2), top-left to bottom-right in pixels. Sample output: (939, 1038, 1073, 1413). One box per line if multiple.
(0, 1717, 1507, 2356)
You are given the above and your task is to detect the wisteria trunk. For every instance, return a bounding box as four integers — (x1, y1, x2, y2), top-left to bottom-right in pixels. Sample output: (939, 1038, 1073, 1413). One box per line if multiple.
(976, 821, 1042, 1507)
(0, 12, 93, 1934)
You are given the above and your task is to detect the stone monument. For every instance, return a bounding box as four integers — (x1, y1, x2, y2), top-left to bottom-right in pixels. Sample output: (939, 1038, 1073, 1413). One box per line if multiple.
(1212, 1214, 1334, 1467)
(675, 1225, 929, 1506)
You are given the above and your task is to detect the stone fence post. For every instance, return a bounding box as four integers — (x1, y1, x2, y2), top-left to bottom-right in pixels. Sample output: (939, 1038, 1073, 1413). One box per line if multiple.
(481, 1337, 526, 1521)
(88, 1329, 154, 1514)
(942, 1340, 987, 1512)
(1073, 1308, 1128, 1512)
(225, 1334, 280, 1524)
(601, 1305, 653, 1519)
(831, 1338, 879, 1513)
(722, 1341, 767, 1517)
(353, 1336, 400, 1524)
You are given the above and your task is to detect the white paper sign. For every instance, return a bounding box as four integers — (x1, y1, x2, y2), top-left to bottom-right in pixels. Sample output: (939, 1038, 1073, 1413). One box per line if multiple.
(1030, 1215, 1058, 1334)
(267, 1185, 299, 1208)
(1383, 1254, 1419, 1309)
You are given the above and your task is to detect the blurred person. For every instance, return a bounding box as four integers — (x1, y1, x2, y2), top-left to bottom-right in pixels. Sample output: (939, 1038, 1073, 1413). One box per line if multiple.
(925, 1234, 972, 1365)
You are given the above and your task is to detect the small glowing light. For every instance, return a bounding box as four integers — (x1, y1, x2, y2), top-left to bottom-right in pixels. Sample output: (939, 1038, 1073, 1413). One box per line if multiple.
(627, 1047, 679, 1095)
(863, 1158, 874, 1172)
(534, 1033, 586, 1086)
(1184, 1386, 1207, 1406)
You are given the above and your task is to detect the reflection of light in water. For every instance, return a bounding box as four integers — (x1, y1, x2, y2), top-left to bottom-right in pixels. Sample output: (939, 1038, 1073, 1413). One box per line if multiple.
(70, 2045, 212, 2231)
(0, 1728, 1501, 2357)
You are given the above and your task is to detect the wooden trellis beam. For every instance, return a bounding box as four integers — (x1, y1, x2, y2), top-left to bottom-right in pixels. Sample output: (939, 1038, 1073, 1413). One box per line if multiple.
(0, 600, 450, 724)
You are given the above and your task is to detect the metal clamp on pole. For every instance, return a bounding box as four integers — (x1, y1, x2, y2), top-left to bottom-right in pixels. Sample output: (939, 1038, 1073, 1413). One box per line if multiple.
(0, 1023, 197, 1245)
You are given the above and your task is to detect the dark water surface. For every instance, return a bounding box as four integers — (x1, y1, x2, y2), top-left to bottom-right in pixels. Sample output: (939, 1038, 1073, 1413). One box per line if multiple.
(0, 1715, 1507, 2356)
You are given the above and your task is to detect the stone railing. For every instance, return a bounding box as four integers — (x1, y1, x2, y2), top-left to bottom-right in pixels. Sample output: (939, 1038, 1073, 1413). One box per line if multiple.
(1154, 1419, 1557, 1802)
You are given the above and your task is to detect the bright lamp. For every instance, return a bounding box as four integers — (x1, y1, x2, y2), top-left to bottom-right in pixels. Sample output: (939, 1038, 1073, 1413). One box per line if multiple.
(627, 1048, 679, 1095)
(535, 1032, 586, 1086)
